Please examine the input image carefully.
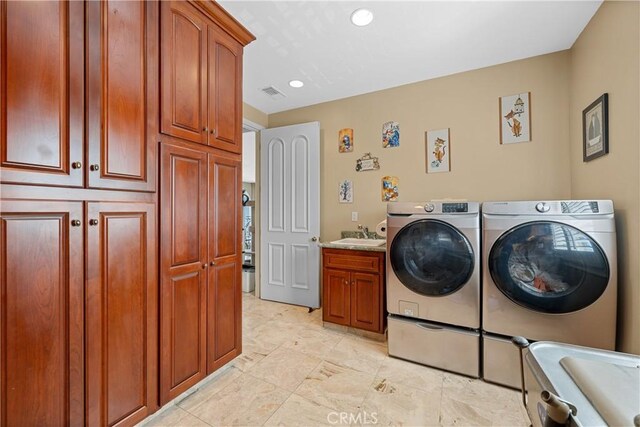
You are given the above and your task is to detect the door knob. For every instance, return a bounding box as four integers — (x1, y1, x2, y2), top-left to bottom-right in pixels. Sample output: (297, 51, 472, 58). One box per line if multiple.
(311, 236, 318, 242)
(71, 161, 82, 169)
(203, 127, 208, 132)
(210, 261, 216, 266)
(89, 219, 98, 226)
(90, 164, 100, 171)
(71, 219, 81, 227)
(344, 280, 348, 285)
(202, 264, 207, 269)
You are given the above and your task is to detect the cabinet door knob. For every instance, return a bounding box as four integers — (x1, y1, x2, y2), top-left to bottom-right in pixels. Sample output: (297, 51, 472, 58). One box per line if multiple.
(311, 236, 318, 242)
(203, 127, 208, 132)
(90, 164, 100, 171)
(89, 219, 99, 226)
(71, 161, 82, 169)
(210, 261, 216, 266)
(202, 264, 207, 269)
(71, 219, 81, 227)
(344, 280, 348, 285)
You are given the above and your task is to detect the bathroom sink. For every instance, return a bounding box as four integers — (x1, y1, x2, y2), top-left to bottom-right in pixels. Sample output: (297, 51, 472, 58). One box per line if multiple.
(329, 238, 386, 247)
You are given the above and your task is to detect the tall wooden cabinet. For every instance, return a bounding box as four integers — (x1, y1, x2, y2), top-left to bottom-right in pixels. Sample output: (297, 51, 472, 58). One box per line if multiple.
(0, 0, 252, 424)
(158, 0, 251, 405)
(159, 144, 243, 403)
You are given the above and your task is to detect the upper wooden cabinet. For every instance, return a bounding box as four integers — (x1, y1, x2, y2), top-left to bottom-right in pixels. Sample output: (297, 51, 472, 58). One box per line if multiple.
(86, 1, 159, 191)
(0, 1, 84, 187)
(161, 1, 249, 154)
(207, 24, 243, 153)
(0, 0, 159, 191)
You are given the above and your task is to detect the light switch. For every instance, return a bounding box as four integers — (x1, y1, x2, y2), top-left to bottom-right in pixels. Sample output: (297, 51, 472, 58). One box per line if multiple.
(351, 212, 358, 221)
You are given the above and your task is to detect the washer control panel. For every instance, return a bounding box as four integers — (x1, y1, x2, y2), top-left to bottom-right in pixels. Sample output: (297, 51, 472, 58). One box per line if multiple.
(424, 203, 435, 213)
(442, 203, 468, 213)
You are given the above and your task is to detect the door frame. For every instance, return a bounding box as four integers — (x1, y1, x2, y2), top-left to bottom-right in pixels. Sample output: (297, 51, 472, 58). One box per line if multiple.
(242, 118, 264, 298)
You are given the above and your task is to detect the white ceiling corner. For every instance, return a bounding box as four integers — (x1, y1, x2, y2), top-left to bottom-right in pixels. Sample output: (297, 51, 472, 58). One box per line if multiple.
(220, 0, 602, 115)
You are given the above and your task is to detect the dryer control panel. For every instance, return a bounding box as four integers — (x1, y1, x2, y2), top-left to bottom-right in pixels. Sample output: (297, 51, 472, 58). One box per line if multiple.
(442, 203, 468, 213)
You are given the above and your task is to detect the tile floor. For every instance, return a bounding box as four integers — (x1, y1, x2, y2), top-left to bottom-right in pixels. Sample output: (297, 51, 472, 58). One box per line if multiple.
(141, 293, 530, 427)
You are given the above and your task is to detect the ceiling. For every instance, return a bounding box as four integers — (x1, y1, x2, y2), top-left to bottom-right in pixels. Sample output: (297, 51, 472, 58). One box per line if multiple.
(220, 1, 602, 115)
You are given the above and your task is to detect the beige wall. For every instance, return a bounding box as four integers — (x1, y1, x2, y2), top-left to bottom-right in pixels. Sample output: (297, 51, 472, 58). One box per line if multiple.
(569, 1, 640, 354)
(252, 2, 640, 353)
(269, 51, 572, 241)
(243, 102, 268, 128)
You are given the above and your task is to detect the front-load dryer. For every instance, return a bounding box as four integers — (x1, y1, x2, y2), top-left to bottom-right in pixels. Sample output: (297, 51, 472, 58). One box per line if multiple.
(482, 200, 617, 388)
(386, 201, 481, 377)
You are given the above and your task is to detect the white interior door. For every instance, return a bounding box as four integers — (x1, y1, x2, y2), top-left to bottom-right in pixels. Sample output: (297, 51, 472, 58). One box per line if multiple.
(260, 121, 320, 308)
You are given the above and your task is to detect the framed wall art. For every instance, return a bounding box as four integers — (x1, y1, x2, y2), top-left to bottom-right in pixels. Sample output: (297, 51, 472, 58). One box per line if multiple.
(426, 128, 451, 173)
(338, 179, 353, 203)
(381, 176, 399, 202)
(500, 92, 531, 144)
(382, 121, 400, 148)
(355, 152, 380, 172)
(582, 93, 609, 162)
(339, 128, 353, 153)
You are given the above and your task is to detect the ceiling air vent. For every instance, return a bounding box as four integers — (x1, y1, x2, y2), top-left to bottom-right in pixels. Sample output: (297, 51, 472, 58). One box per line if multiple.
(261, 85, 286, 100)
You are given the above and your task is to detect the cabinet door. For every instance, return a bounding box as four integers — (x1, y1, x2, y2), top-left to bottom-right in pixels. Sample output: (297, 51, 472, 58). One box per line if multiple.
(322, 269, 351, 326)
(0, 201, 84, 426)
(160, 1, 207, 144)
(207, 154, 242, 372)
(350, 272, 381, 332)
(86, 1, 158, 191)
(86, 202, 157, 426)
(159, 143, 208, 403)
(0, 1, 83, 187)
(207, 24, 243, 154)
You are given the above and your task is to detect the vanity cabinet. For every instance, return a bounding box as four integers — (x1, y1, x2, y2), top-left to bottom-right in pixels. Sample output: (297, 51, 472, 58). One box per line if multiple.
(322, 248, 386, 334)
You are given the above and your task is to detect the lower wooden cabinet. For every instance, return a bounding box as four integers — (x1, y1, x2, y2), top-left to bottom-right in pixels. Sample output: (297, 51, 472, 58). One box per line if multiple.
(0, 199, 157, 427)
(322, 248, 386, 334)
(0, 201, 84, 427)
(86, 202, 157, 426)
(160, 142, 242, 404)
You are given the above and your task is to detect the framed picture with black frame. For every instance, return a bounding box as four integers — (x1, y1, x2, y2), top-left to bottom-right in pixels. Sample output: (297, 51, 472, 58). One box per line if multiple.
(582, 93, 609, 162)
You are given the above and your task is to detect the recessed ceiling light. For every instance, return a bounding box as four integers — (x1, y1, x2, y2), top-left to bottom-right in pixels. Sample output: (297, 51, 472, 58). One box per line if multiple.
(350, 8, 373, 27)
(289, 80, 304, 88)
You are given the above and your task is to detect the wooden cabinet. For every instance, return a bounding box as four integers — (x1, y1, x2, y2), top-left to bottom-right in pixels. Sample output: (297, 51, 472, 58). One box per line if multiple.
(0, 199, 158, 427)
(207, 154, 242, 372)
(161, 1, 243, 153)
(159, 143, 208, 402)
(86, 1, 159, 191)
(0, 201, 84, 426)
(160, 143, 242, 403)
(0, 1, 84, 187)
(322, 249, 386, 334)
(86, 202, 157, 426)
(1, 1, 252, 424)
(1, 1, 158, 191)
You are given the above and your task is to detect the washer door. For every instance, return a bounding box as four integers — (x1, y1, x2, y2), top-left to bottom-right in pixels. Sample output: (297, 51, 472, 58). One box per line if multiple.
(488, 221, 610, 314)
(390, 219, 474, 297)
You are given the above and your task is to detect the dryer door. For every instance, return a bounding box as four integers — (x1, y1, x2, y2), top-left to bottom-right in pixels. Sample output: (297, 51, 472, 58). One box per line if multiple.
(390, 219, 474, 296)
(488, 221, 610, 314)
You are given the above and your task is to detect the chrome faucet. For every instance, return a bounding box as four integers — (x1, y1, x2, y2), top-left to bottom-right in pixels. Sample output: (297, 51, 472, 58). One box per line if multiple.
(357, 224, 369, 239)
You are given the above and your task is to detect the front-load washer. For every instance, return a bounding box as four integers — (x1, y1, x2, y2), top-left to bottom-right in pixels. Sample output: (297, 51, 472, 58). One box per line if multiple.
(386, 201, 481, 377)
(482, 200, 617, 388)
